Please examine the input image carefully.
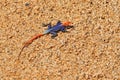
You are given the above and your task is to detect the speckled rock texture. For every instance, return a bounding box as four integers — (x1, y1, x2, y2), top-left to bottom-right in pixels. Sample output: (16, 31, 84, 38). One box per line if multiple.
(0, 0, 120, 80)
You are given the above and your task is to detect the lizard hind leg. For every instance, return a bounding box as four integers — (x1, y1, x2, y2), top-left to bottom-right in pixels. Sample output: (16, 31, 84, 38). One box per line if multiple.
(42, 22, 51, 27)
(50, 31, 58, 38)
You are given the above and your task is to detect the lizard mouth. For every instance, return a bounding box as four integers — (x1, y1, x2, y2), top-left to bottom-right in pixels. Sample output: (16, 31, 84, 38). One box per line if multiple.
(66, 25, 74, 29)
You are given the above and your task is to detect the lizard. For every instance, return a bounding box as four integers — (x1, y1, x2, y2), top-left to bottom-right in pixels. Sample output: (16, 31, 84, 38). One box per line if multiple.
(18, 20, 73, 59)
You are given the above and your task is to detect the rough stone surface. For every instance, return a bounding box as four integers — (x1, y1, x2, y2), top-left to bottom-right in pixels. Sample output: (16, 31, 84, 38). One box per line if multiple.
(0, 0, 120, 80)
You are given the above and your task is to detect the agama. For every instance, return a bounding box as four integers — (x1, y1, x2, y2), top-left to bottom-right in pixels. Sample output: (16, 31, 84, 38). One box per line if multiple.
(18, 20, 73, 59)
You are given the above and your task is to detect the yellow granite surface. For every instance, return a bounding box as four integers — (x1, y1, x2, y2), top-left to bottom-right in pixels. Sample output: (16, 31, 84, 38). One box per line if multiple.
(0, 0, 120, 80)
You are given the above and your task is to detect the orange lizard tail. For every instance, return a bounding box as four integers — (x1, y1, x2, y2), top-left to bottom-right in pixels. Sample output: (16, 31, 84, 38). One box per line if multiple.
(18, 33, 44, 59)
(24, 33, 44, 47)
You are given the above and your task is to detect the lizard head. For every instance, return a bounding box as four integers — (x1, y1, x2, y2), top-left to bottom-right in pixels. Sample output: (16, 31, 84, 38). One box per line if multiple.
(62, 21, 72, 27)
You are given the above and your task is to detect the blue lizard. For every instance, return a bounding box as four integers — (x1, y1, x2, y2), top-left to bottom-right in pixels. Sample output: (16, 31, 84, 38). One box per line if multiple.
(43, 20, 71, 38)
(18, 20, 72, 58)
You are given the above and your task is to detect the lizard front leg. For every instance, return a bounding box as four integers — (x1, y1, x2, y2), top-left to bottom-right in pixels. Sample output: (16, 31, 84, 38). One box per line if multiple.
(61, 27, 67, 32)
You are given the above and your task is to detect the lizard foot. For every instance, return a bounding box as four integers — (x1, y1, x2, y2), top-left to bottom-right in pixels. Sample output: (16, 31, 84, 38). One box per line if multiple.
(51, 34, 58, 39)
